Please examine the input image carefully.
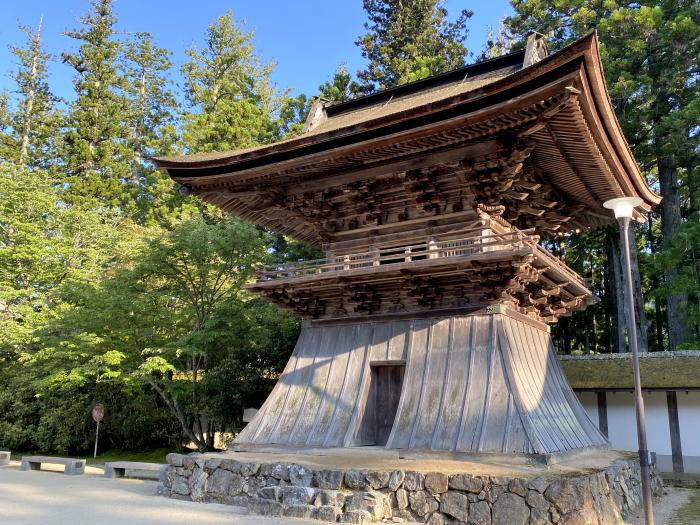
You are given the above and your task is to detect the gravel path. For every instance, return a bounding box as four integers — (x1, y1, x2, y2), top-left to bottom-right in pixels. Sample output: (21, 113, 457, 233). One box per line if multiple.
(625, 488, 698, 524)
(0, 465, 315, 525)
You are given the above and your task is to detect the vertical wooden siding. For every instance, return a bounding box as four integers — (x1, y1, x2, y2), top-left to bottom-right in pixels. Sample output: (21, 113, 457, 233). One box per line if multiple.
(234, 313, 607, 453)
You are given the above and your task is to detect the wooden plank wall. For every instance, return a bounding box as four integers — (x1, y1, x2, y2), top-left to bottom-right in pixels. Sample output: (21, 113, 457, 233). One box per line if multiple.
(235, 313, 607, 454)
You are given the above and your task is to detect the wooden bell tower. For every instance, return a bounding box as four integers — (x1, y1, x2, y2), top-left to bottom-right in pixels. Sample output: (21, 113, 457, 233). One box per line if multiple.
(156, 33, 659, 458)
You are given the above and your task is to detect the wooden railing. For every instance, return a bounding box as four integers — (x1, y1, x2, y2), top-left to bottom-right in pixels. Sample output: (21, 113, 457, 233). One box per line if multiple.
(255, 230, 545, 282)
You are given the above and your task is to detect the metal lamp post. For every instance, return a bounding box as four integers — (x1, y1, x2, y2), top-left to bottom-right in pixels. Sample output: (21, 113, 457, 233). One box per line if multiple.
(603, 196, 654, 525)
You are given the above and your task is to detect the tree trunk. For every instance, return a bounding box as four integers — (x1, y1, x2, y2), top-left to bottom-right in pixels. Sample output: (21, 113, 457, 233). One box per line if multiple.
(150, 381, 207, 450)
(657, 149, 690, 349)
(626, 222, 649, 353)
(607, 229, 626, 353)
(18, 17, 42, 167)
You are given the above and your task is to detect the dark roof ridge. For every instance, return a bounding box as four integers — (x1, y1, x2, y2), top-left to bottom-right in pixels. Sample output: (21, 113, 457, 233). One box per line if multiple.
(326, 48, 526, 116)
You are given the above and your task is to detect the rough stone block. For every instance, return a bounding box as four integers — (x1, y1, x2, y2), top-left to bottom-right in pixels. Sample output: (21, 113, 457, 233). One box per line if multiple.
(182, 455, 197, 469)
(243, 475, 264, 496)
(544, 480, 584, 515)
(527, 478, 549, 493)
(314, 469, 345, 490)
(425, 472, 449, 495)
(289, 464, 313, 486)
(395, 488, 409, 509)
(492, 492, 529, 525)
(440, 491, 470, 522)
(171, 477, 190, 496)
(409, 490, 439, 517)
(345, 491, 391, 520)
(284, 504, 315, 519)
(189, 467, 207, 501)
(468, 500, 491, 525)
(219, 459, 241, 472)
(204, 457, 222, 471)
(484, 483, 505, 504)
(366, 470, 390, 490)
(345, 469, 370, 490)
(248, 497, 283, 516)
(270, 463, 290, 481)
(316, 505, 342, 522)
(508, 478, 527, 497)
(205, 469, 230, 495)
(426, 512, 450, 525)
(239, 462, 260, 477)
(166, 453, 184, 467)
(526, 489, 549, 511)
(314, 489, 344, 507)
(448, 473, 483, 493)
(388, 470, 405, 491)
(279, 486, 315, 506)
(392, 509, 417, 522)
(258, 486, 280, 501)
(403, 471, 425, 491)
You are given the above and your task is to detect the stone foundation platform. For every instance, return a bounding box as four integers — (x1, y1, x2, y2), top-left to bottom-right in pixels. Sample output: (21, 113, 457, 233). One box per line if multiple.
(158, 448, 662, 524)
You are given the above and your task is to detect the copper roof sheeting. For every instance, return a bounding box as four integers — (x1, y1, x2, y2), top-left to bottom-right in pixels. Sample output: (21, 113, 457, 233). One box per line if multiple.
(235, 312, 607, 454)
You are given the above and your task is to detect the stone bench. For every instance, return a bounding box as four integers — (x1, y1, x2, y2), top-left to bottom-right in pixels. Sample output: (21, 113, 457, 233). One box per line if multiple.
(104, 461, 166, 480)
(20, 455, 85, 475)
(0, 451, 10, 466)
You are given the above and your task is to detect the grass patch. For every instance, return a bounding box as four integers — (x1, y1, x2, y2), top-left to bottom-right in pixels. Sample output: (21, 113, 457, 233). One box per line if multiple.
(669, 488, 700, 524)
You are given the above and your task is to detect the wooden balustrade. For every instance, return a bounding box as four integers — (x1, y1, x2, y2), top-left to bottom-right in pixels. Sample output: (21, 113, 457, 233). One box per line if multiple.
(253, 229, 573, 282)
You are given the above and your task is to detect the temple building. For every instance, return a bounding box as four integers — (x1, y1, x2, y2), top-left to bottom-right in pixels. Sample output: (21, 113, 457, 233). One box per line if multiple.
(155, 33, 659, 460)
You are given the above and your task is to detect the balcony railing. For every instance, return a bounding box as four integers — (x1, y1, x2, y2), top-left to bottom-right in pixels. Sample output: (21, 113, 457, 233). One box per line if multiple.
(255, 230, 559, 282)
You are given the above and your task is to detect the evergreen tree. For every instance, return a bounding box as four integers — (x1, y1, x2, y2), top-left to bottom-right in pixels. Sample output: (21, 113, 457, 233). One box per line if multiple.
(122, 31, 182, 225)
(62, 0, 131, 208)
(7, 17, 62, 169)
(181, 11, 286, 153)
(356, 0, 473, 93)
(319, 64, 361, 103)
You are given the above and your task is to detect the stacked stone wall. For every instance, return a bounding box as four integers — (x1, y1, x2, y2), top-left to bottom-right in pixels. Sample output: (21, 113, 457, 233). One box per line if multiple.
(159, 453, 662, 524)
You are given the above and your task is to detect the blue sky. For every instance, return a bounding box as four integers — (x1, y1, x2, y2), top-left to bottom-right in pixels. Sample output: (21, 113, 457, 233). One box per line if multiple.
(0, 1, 514, 103)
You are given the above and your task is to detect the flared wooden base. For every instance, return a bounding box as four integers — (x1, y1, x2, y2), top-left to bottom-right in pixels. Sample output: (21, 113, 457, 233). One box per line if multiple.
(235, 309, 607, 455)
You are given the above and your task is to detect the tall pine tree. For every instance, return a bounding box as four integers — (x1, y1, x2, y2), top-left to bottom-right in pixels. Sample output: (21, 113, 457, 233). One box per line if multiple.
(122, 31, 181, 225)
(6, 17, 61, 169)
(62, 0, 131, 209)
(181, 11, 286, 154)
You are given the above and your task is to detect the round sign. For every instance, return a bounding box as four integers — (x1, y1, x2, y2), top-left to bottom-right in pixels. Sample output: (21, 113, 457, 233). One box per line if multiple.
(92, 404, 105, 423)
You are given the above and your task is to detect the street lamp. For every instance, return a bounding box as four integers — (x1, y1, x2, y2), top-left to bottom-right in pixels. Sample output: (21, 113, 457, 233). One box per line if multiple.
(603, 196, 654, 525)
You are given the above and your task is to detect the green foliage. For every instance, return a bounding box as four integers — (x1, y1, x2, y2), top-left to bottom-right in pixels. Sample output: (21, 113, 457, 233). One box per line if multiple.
(356, 0, 473, 92)
(508, 0, 700, 351)
(181, 11, 290, 153)
(62, 0, 132, 209)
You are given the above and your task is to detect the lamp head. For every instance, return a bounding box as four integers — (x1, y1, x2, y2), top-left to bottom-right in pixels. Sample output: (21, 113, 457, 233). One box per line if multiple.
(603, 197, 643, 219)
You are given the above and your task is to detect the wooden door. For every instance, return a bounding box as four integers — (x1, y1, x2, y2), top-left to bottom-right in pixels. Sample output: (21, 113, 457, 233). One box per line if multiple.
(370, 363, 405, 446)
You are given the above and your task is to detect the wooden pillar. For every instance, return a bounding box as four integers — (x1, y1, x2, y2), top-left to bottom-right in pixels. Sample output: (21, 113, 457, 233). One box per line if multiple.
(666, 390, 684, 473)
(596, 391, 609, 438)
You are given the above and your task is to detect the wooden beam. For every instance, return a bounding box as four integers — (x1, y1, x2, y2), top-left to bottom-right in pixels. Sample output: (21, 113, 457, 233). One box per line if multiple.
(596, 391, 609, 438)
(666, 390, 684, 473)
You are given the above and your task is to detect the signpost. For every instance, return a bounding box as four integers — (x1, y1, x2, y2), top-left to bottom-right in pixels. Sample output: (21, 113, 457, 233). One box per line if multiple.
(92, 404, 105, 459)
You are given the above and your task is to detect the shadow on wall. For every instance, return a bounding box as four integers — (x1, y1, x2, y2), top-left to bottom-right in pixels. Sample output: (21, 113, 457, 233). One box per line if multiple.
(235, 313, 607, 455)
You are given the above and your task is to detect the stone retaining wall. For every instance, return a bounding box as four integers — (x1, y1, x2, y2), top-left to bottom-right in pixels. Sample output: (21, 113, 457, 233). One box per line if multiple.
(159, 453, 662, 524)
